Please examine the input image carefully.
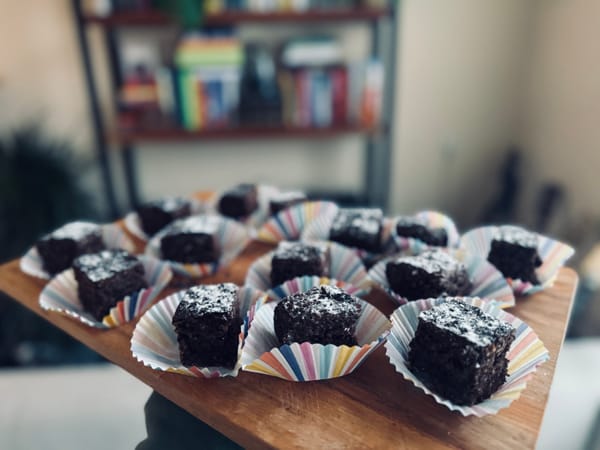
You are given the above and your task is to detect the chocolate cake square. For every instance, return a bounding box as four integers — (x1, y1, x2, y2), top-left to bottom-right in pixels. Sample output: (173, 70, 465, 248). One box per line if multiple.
(36, 221, 105, 276)
(395, 216, 448, 247)
(408, 299, 515, 405)
(159, 216, 220, 264)
(171, 283, 241, 369)
(269, 191, 307, 215)
(136, 197, 191, 236)
(270, 242, 329, 286)
(274, 285, 362, 346)
(385, 249, 472, 301)
(329, 208, 383, 253)
(218, 184, 258, 219)
(73, 250, 147, 321)
(487, 226, 542, 284)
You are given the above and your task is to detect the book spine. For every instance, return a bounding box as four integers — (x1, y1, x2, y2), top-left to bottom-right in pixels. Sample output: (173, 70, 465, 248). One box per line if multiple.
(331, 66, 348, 125)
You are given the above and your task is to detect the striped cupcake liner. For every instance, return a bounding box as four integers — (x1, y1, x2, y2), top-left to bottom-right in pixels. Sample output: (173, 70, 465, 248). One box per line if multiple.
(385, 296, 549, 416)
(20, 223, 136, 281)
(300, 208, 396, 261)
(145, 214, 250, 278)
(38, 255, 172, 328)
(130, 286, 266, 378)
(460, 226, 575, 295)
(368, 249, 515, 308)
(256, 201, 338, 244)
(391, 210, 460, 253)
(123, 197, 208, 242)
(244, 241, 372, 294)
(241, 298, 390, 381)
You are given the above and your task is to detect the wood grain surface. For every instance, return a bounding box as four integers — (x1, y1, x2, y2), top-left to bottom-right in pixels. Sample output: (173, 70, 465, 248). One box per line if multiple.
(0, 233, 578, 449)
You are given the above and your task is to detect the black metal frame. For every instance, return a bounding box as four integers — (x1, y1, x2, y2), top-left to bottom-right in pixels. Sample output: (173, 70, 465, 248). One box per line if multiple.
(72, 0, 399, 212)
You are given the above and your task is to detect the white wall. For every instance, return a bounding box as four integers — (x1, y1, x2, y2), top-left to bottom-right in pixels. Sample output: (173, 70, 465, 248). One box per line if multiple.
(518, 0, 600, 230)
(390, 0, 534, 227)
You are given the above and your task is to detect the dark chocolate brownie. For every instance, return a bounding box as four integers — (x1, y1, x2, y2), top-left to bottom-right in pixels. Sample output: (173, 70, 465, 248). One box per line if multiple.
(36, 221, 105, 276)
(269, 191, 307, 215)
(274, 285, 362, 346)
(395, 216, 448, 247)
(385, 249, 472, 301)
(329, 208, 383, 253)
(171, 283, 241, 369)
(73, 250, 147, 321)
(218, 184, 258, 219)
(270, 242, 329, 287)
(487, 226, 542, 284)
(136, 197, 191, 236)
(159, 216, 220, 264)
(408, 299, 515, 405)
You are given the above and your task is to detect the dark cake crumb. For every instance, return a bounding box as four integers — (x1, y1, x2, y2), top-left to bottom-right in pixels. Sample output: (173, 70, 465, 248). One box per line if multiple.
(270, 242, 329, 286)
(395, 215, 448, 247)
(36, 222, 105, 276)
(136, 197, 191, 236)
(73, 249, 147, 321)
(487, 226, 542, 284)
(385, 249, 472, 301)
(159, 216, 220, 264)
(408, 299, 515, 405)
(274, 285, 362, 346)
(218, 184, 258, 219)
(329, 208, 383, 253)
(171, 283, 241, 369)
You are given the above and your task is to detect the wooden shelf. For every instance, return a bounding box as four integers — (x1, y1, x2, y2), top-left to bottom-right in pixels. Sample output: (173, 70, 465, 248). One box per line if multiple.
(116, 123, 379, 142)
(84, 8, 391, 27)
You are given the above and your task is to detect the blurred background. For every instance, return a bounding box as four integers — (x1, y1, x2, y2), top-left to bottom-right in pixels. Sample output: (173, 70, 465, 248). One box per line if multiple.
(0, 0, 599, 449)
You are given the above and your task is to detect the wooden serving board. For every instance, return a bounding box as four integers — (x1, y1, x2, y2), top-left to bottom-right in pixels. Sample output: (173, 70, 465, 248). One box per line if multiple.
(0, 234, 578, 450)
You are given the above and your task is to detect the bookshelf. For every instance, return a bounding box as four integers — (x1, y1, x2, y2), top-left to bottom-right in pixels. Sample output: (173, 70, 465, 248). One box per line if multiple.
(73, 0, 398, 217)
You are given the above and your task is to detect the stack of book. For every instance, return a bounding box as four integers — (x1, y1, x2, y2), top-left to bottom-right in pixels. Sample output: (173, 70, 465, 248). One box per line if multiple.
(204, 0, 359, 13)
(174, 33, 244, 130)
(278, 37, 384, 128)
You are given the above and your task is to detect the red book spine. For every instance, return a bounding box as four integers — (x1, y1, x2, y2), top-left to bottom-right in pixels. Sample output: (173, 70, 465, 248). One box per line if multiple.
(331, 67, 348, 125)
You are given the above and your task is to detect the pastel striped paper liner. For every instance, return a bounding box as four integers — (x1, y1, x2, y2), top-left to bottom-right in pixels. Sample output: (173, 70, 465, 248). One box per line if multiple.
(38, 255, 172, 329)
(244, 241, 372, 294)
(145, 214, 250, 278)
(256, 201, 338, 244)
(20, 223, 136, 280)
(461, 226, 575, 295)
(301, 209, 395, 260)
(266, 276, 369, 302)
(130, 286, 266, 378)
(385, 297, 549, 417)
(368, 249, 516, 308)
(123, 197, 207, 242)
(241, 299, 390, 381)
(391, 211, 460, 253)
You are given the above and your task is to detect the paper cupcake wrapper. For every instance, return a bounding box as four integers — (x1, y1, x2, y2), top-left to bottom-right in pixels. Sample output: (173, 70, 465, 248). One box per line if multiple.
(244, 241, 372, 294)
(38, 255, 173, 328)
(385, 296, 549, 416)
(255, 201, 338, 244)
(301, 209, 395, 260)
(123, 198, 207, 242)
(145, 214, 250, 278)
(265, 275, 369, 302)
(391, 211, 460, 253)
(241, 298, 390, 381)
(20, 223, 136, 280)
(130, 286, 266, 378)
(460, 226, 575, 295)
(368, 249, 515, 308)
